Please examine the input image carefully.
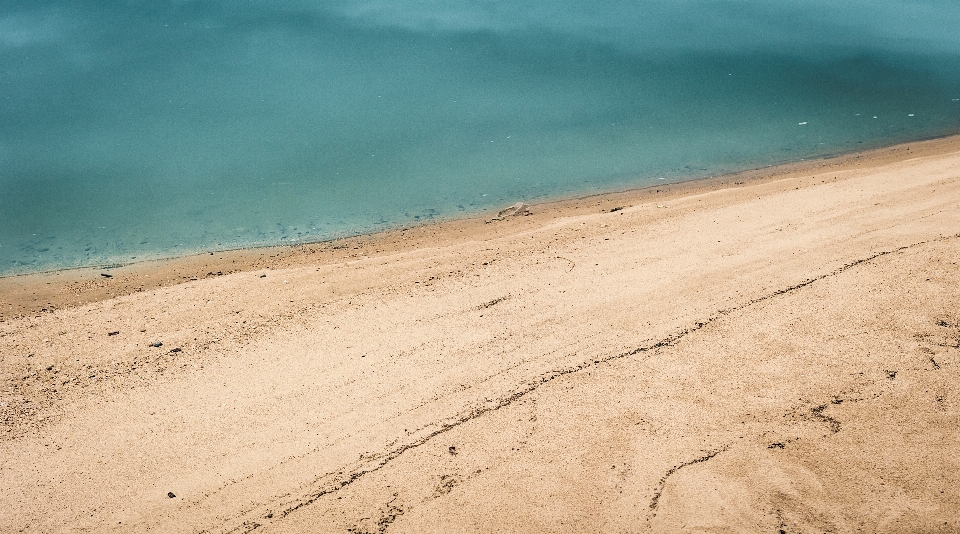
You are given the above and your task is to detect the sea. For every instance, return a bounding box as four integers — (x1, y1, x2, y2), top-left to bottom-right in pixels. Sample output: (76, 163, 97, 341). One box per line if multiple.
(2, 1, 959, 275)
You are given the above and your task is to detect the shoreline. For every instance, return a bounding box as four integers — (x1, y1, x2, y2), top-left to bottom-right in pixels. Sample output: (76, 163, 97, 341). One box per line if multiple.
(2, 130, 959, 532)
(3, 132, 959, 322)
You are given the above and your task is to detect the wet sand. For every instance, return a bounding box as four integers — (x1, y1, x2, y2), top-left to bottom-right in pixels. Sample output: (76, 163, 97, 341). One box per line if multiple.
(2, 136, 959, 533)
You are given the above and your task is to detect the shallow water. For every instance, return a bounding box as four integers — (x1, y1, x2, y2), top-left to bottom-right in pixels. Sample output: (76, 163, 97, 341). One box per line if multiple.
(2, 1, 959, 274)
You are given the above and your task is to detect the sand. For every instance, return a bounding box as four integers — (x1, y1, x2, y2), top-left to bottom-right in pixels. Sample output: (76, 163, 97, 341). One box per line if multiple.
(2, 136, 959, 533)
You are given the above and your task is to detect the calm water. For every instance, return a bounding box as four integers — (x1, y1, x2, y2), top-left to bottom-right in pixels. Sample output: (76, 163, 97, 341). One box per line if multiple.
(2, 1, 959, 274)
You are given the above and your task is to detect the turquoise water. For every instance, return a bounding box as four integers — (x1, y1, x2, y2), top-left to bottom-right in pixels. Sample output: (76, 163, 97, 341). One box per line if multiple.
(2, 2, 959, 274)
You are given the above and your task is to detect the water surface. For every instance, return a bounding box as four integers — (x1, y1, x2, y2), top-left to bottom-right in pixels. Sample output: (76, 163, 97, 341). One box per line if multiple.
(2, 1, 959, 273)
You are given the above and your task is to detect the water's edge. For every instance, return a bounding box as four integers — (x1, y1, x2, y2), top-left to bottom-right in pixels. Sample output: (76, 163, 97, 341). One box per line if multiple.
(5, 130, 957, 281)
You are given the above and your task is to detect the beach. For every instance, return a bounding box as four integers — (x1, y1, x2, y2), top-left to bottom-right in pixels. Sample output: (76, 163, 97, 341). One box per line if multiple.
(2, 135, 959, 532)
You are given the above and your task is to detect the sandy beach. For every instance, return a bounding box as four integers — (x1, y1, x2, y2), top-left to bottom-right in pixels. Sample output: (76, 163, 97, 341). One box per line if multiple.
(2, 136, 959, 533)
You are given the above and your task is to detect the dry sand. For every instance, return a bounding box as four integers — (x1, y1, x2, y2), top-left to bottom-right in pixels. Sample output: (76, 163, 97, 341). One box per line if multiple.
(2, 136, 959, 533)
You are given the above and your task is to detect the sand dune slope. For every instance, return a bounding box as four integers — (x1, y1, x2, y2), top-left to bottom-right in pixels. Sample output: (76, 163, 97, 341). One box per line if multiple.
(2, 141, 959, 533)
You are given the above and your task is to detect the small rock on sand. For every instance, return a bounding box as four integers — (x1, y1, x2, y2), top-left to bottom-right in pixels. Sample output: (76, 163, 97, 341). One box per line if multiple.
(496, 202, 531, 219)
